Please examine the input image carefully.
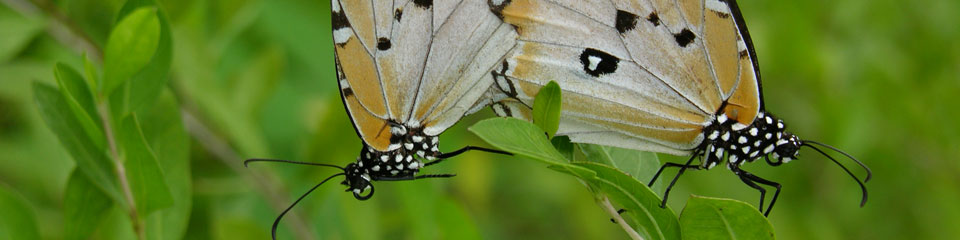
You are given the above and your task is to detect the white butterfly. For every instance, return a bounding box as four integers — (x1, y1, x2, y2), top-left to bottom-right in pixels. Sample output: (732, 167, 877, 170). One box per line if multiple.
(483, 0, 870, 216)
(248, 1, 517, 238)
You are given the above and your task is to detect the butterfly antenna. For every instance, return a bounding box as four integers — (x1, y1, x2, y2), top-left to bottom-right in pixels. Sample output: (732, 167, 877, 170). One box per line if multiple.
(801, 143, 869, 207)
(244, 158, 345, 171)
(802, 140, 872, 182)
(270, 172, 345, 240)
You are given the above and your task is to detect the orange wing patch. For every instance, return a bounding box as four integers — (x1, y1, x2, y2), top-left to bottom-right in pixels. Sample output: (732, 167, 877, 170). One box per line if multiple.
(722, 50, 760, 125)
(338, 0, 376, 53)
(703, 3, 742, 99)
(342, 90, 392, 151)
(336, 38, 388, 118)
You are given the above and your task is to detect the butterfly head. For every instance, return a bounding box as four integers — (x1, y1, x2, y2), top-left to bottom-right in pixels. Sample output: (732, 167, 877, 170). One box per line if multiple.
(341, 162, 374, 200)
(772, 132, 801, 163)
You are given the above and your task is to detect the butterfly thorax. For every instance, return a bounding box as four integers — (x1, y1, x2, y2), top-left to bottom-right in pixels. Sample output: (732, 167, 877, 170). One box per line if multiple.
(341, 125, 440, 199)
(699, 111, 802, 170)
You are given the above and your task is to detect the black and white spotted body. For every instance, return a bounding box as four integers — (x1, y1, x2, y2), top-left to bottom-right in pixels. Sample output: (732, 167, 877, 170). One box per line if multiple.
(698, 111, 800, 170)
(342, 124, 440, 199)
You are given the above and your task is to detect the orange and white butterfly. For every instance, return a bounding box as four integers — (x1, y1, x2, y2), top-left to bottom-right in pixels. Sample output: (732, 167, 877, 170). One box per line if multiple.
(483, 0, 871, 216)
(246, 0, 516, 238)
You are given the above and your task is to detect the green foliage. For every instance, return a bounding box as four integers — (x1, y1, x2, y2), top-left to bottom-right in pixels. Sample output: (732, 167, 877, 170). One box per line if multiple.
(116, 0, 174, 112)
(27, 1, 186, 238)
(118, 115, 174, 215)
(470, 85, 773, 239)
(579, 144, 664, 192)
(680, 196, 775, 240)
(3, 0, 960, 239)
(0, 186, 41, 240)
(0, 4, 44, 62)
(469, 117, 568, 165)
(102, 7, 160, 95)
(54, 63, 105, 149)
(532, 81, 562, 138)
(570, 162, 681, 240)
(33, 82, 125, 205)
(63, 170, 112, 240)
(472, 117, 685, 239)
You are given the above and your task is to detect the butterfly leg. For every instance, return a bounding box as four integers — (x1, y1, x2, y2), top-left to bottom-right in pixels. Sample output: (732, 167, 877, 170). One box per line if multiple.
(732, 166, 782, 216)
(656, 154, 701, 208)
(743, 171, 782, 216)
(610, 209, 627, 223)
(649, 162, 701, 187)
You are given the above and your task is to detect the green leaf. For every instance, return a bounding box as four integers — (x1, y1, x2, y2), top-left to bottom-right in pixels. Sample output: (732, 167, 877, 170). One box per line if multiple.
(575, 162, 681, 240)
(54, 63, 106, 149)
(63, 170, 113, 240)
(679, 196, 775, 240)
(578, 144, 664, 192)
(469, 116, 679, 239)
(116, 0, 174, 112)
(33, 82, 124, 205)
(118, 114, 174, 215)
(532, 81, 562, 138)
(551, 136, 575, 161)
(0, 185, 40, 240)
(135, 90, 192, 240)
(83, 53, 100, 90)
(469, 117, 567, 164)
(102, 7, 160, 95)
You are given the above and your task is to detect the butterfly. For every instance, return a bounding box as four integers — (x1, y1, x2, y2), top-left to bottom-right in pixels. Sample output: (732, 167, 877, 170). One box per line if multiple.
(245, 0, 516, 238)
(483, 0, 872, 216)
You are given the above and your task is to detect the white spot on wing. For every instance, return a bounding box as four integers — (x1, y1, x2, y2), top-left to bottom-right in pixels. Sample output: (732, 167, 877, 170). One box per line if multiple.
(333, 27, 352, 44)
(587, 55, 602, 70)
(706, 0, 731, 13)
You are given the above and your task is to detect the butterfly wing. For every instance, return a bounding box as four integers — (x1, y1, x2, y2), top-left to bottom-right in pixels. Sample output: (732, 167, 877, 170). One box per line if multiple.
(334, 0, 516, 151)
(487, 0, 761, 152)
(411, 1, 518, 136)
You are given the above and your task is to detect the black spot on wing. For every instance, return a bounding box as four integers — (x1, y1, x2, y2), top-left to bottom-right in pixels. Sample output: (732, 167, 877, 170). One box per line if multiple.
(413, 0, 432, 9)
(492, 60, 517, 97)
(332, 8, 350, 30)
(674, 28, 696, 47)
(342, 87, 355, 97)
(488, 0, 512, 20)
(646, 13, 661, 26)
(579, 48, 619, 77)
(395, 8, 403, 22)
(492, 102, 513, 117)
(739, 50, 748, 59)
(615, 10, 638, 33)
(377, 38, 392, 51)
(714, 10, 731, 19)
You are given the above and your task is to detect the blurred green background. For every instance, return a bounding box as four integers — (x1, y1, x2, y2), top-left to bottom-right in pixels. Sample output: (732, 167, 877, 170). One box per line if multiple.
(1, 0, 958, 239)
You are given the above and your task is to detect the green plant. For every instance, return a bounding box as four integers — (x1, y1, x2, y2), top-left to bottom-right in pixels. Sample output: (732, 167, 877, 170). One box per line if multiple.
(31, 2, 189, 240)
(469, 81, 774, 240)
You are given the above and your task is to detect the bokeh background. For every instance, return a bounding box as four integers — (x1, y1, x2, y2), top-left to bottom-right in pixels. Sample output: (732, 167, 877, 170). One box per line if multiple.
(1, 0, 958, 239)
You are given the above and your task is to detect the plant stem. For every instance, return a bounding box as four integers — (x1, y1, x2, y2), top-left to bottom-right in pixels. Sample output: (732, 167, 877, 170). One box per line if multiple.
(98, 102, 145, 240)
(601, 196, 644, 240)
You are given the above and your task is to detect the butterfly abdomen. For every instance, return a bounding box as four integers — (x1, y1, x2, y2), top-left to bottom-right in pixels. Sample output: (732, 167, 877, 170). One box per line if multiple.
(357, 126, 440, 178)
